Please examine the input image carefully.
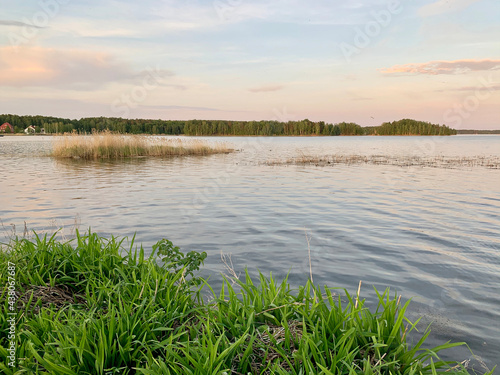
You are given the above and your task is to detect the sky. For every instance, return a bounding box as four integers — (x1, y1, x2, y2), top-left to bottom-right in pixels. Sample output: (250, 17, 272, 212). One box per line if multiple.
(0, 0, 499, 129)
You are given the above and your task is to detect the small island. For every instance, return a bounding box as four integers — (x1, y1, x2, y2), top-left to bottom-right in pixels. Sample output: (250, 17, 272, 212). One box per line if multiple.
(51, 131, 233, 159)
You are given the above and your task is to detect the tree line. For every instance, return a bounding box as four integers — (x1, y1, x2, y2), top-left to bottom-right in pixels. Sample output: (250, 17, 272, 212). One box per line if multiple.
(457, 129, 500, 134)
(0, 114, 457, 136)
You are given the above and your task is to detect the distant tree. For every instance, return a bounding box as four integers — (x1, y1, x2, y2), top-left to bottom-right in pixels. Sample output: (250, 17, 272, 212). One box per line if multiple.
(0, 114, 457, 137)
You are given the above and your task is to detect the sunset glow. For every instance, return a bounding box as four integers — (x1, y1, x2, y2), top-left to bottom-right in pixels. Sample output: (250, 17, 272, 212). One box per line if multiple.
(1, 0, 499, 129)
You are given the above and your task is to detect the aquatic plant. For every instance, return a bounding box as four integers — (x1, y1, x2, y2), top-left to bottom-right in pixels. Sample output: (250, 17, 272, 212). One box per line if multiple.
(0, 232, 494, 374)
(268, 154, 500, 169)
(51, 130, 233, 159)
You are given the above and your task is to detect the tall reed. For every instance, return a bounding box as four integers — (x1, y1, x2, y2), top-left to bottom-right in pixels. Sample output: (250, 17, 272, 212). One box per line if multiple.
(51, 131, 233, 159)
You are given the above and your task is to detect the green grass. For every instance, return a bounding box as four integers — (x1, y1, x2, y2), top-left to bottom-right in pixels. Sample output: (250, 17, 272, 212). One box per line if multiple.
(0, 232, 494, 374)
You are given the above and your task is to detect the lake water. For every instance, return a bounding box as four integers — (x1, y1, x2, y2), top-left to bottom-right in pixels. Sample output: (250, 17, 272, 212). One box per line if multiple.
(1, 135, 499, 368)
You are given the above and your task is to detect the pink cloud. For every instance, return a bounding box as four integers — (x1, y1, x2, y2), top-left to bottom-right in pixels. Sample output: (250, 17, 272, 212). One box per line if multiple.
(380, 59, 500, 75)
(0, 47, 173, 90)
(248, 84, 284, 93)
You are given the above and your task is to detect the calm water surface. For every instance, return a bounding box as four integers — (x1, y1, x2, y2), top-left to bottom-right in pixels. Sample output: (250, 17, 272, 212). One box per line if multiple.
(1, 135, 499, 367)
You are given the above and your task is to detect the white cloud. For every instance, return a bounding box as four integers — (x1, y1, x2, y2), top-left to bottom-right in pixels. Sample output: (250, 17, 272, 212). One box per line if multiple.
(418, 0, 481, 17)
(0, 19, 44, 28)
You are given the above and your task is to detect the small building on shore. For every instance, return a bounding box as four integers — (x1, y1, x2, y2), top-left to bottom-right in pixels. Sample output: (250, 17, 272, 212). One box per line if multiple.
(25, 125, 36, 134)
(0, 122, 14, 133)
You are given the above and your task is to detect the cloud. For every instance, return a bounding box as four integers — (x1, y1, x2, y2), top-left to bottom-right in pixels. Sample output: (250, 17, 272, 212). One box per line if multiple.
(418, 0, 481, 17)
(57, 0, 365, 39)
(435, 84, 500, 93)
(0, 47, 174, 90)
(58, 1, 273, 38)
(248, 84, 285, 93)
(456, 84, 500, 91)
(142, 105, 221, 112)
(0, 20, 45, 28)
(380, 59, 500, 75)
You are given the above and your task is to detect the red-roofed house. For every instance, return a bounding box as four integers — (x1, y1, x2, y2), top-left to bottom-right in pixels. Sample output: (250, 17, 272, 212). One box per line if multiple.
(0, 122, 14, 133)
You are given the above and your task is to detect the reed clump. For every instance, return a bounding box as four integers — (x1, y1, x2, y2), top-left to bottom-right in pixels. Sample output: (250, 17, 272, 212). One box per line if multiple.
(0, 232, 494, 375)
(51, 130, 233, 159)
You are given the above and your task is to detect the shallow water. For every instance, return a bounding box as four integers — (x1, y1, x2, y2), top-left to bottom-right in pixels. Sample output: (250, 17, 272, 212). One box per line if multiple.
(1, 135, 499, 368)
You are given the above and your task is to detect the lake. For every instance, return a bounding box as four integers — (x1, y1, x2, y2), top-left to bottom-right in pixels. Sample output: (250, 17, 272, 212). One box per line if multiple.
(1, 135, 499, 368)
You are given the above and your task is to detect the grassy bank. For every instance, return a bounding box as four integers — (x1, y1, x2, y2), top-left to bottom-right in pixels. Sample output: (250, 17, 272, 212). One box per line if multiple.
(51, 131, 233, 159)
(0, 232, 493, 374)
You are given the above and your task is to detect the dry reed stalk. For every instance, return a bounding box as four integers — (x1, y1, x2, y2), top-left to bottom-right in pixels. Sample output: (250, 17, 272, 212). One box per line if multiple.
(304, 229, 313, 284)
(255, 302, 305, 317)
(220, 250, 240, 284)
(374, 353, 387, 367)
(355, 280, 362, 309)
(51, 131, 233, 159)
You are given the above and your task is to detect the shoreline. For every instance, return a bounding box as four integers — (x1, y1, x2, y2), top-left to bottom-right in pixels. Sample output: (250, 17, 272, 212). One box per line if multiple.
(1, 133, 462, 137)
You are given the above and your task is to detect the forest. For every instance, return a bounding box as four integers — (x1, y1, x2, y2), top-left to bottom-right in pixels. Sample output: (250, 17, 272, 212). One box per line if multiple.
(0, 114, 457, 136)
(456, 129, 500, 134)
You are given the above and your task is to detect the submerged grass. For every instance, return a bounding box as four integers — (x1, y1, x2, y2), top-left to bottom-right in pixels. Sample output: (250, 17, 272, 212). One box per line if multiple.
(268, 154, 500, 169)
(0, 232, 495, 374)
(51, 131, 233, 159)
